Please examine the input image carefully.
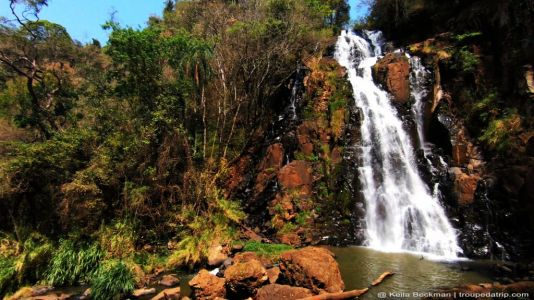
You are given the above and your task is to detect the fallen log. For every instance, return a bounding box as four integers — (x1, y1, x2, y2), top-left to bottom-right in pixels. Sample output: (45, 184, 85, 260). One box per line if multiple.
(298, 288, 369, 300)
(371, 271, 395, 286)
(298, 271, 395, 300)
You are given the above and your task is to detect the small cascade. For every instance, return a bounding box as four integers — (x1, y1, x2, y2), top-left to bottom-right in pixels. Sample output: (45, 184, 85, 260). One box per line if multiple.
(335, 30, 461, 258)
(269, 63, 306, 142)
(288, 63, 305, 121)
(409, 55, 430, 152)
(409, 55, 448, 190)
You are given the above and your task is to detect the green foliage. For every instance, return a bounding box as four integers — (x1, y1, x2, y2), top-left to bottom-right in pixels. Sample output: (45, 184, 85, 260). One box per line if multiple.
(13, 233, 53, 285)
(329, 98, 347, 112)
(46, 240, 103, 286)
(294, 152, 319, 162)
(479, 109, 522, 152)
(471, 92, 499, 122)
(106, 25, 212, 127)
(0, 0, 350, 292)
(295, 211, 311, 225)
(279, 222, 298, 234)
(242, 241, 292, 257)
(454, 46, 480, 73)
(133, 251, 168, 274)
(97, 220, 137, 259)
(0, 257, 17, 296)
(90, 260, 135, 300)
(454, 31, 482, 43)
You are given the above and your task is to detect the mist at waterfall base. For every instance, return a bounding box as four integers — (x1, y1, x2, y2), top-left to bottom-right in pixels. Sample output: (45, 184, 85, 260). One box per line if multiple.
(334, 30, 462, 260)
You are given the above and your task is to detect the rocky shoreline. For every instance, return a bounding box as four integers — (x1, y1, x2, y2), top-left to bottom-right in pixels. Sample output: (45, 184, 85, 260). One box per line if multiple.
(7, 244, 534, 300)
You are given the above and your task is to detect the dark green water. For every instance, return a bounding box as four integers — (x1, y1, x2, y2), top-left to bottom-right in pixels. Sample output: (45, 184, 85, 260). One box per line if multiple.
(329, 246, 494, 299)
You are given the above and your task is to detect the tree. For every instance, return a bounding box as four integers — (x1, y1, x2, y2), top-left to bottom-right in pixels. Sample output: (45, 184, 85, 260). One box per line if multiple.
(0, 0, 78, 138)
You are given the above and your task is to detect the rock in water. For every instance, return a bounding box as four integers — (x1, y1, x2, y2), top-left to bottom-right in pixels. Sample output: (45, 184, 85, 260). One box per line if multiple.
(150, 287, 180, 300)
(189, 269, 226, 300)
(133, 288, 156, 297)
(208, 244, 229, 267)
(279, 246, 344, 293)
(224, 259, 268, 298)
(159, 274, 180, 287)
(256, 284, 313, 300)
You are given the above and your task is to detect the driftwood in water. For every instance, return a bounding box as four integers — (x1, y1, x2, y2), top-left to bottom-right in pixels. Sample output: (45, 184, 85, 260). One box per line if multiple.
(371, 271, 395, 286)
(298, 271, 395, 300)
(298, 288, 369, 300)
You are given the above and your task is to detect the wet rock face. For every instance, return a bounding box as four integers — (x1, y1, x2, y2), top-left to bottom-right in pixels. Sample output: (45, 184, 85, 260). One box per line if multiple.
(372, 52, 411, 103)
(279, 247, 345, 293)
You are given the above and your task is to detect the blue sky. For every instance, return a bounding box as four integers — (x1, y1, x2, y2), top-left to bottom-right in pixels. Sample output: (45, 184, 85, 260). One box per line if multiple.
(2, 0, 368, 44)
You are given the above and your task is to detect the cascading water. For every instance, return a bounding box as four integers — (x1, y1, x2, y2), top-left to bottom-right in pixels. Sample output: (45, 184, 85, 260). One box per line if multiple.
(335, 30, 461, 258)
(409, 55, 430, 152)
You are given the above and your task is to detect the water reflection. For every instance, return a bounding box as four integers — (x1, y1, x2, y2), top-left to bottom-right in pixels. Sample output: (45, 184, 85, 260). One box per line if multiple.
(329, 246, 492, 299)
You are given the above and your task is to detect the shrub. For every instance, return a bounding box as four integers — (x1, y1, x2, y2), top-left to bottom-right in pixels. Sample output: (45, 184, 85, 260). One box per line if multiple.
(479, 110, 522, 152)
(97, 220, 136, 259)
(13, 233, 53, 285)
(454, 46, 480, 73)
(90, 260, 135, 300)
(46, 239, 103, 286)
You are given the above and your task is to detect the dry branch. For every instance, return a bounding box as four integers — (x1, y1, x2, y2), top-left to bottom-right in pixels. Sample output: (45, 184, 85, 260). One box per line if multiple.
(371, 271, 395, 286)
(298, 288, 369, 300)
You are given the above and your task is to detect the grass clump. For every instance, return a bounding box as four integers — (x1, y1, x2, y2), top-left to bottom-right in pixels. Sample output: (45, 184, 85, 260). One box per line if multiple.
(90, 260, 135, 300)
(0, 257, 17, 296)
(46, 239, 103, 286)
(243, 241, 292, 257)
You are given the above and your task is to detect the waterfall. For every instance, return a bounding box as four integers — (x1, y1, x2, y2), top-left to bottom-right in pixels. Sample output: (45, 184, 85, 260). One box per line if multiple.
(335, 30, 461, 258)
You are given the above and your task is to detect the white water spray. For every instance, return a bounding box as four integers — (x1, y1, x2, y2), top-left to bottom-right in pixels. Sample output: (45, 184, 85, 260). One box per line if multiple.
(335, 30, 461, 258)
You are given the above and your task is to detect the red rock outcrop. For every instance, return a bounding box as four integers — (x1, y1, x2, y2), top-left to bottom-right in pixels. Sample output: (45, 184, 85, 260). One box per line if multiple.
(372, 53, 411, 103)
(451, 167, 480, 206)
(254, 143, 284, 194)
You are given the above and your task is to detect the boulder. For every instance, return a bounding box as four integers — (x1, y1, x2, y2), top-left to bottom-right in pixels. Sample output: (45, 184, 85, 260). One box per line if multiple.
(224, 259, 268, 297)
(189, 269, 226, 300)
(279, 246, 344, 293)
(208, 244, 229, 267)
(159, 274, 180, 287)
(372, 52, 411, 103)
(150, 287, 180, 300)
(256, 284, 313, 300)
